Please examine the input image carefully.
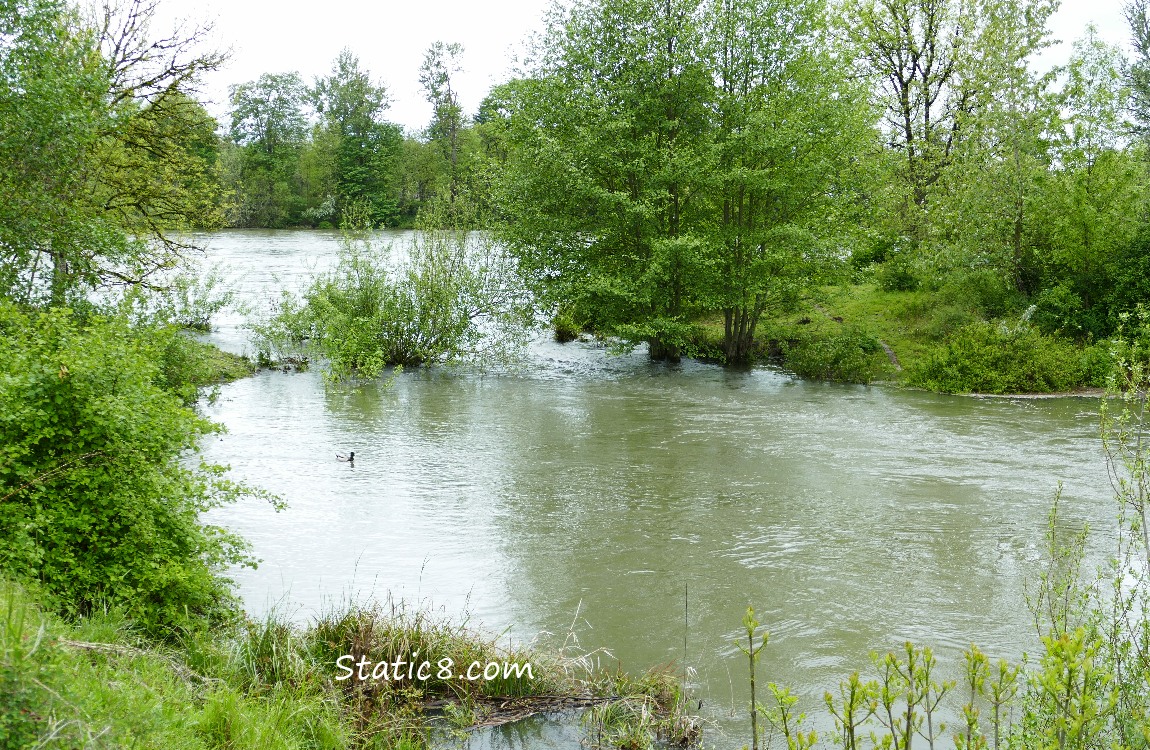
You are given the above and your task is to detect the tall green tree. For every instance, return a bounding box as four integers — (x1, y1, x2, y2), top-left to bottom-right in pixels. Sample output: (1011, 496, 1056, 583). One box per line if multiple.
(227, 72, 309, 227)
(706, 0, 875, 361)
(1036, 30, 1143, 336)
(312, 49, 403, 226)
(842, 0, 1057, 248)
(498, 0, 715, 359)
(497, 0, 872, 361)
(419, 41, 467, 206)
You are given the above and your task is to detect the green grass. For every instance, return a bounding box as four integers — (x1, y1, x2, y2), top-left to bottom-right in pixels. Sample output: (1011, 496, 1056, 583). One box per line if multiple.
(0, 582, 697, 750)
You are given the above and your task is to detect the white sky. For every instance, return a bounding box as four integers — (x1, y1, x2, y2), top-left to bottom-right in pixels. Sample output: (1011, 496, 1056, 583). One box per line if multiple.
(151, 0, 1135, 133)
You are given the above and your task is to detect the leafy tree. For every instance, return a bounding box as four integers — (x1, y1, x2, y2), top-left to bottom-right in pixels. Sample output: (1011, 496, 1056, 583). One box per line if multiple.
(705, 0, 876, 361)
(1126, 0, 1150, 134)
(497, 0, 873, 361)
(0, 305, 263, 634)
(312, 49, 403, 226)
(1035, 31, 1143, 337)
(419, 41, 467, 206)
(497, 0, 715, 360)
(0, 0, 226, 305)
(842, 0, 1057, 246)
(227, 72, 309, 227)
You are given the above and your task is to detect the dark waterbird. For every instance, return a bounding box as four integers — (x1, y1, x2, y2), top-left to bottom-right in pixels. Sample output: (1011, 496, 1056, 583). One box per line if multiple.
(337, 452, 355, 462)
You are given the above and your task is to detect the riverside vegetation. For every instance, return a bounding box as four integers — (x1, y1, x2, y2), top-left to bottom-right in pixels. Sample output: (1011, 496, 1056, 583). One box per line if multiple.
(0, 0, 698, 746)
(3, 0, 1150, 747)
(209, 0, 1150, 393)
(7, 0, 1150, 392)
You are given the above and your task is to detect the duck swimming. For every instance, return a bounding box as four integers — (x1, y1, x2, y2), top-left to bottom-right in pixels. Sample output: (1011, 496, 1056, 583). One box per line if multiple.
(336, 452, 355, 462)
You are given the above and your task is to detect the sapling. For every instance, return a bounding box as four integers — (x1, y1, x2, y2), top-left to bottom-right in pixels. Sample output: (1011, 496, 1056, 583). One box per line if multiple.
(913, 645, 954, 750)
(824, 670, 877, 750)
(737, 606, 769, 750)
(955, 645, 990, 750)
(988, 658, 1019, 750)
(872, 643, 928, 750)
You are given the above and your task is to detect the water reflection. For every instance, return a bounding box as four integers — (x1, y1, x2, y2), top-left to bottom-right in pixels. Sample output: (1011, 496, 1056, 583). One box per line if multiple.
(196, 230, 1113, 746)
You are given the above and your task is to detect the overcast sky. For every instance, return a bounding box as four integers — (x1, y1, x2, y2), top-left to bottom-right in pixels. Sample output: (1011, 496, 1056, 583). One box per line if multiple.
(153, 0, 1136, 133)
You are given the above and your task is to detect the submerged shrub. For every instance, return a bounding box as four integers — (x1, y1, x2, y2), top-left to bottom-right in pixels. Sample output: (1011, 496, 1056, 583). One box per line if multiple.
(255, 230, 533, 379)
(907, 321, 1085, 394)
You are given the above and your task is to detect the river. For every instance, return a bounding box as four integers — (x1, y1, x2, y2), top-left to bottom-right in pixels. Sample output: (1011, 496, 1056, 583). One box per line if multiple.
(194, 229, 1116, 748)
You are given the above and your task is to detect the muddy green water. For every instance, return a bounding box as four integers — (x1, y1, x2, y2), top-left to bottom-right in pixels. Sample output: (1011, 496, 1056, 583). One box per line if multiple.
(197, 230, 1115, 747)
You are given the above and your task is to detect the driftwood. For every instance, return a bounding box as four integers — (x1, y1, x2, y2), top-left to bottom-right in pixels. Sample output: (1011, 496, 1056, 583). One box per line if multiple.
(426, 693, 624, 730)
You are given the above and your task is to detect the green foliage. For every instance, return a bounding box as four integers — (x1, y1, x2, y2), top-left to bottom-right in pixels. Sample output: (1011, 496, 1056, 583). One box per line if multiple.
(313, 49, 403, 227)
(495, 0, 874, 363)
(736, 605, 769, 750)
(780, 326, 888, 384)
(255, 229, 532, 379)
(876, 255, 921, 292)
(907, 321, 1086, 394)
(0, 0, 226, 305)
(0, 306, 265, 635)
(227, 72, 310, 227)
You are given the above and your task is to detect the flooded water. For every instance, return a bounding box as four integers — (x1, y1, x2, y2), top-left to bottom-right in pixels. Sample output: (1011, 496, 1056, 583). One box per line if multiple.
(194, 230, 1116, 747)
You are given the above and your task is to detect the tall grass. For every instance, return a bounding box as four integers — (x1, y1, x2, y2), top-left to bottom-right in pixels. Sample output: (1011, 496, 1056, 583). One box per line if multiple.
(1, 585, 698, 749)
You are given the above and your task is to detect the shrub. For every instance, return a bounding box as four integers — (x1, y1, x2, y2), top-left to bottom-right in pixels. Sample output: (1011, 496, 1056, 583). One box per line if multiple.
(255, 230, 533, 379)
(938, 268, 1020, 318)
(0, 305, 266, 636)
(781, 326, 888, 384)
(553, 309, 582, 343)
(907, 321, 1085, 394)
(922, 304, 979, 341)
(876, 254, 919, 292)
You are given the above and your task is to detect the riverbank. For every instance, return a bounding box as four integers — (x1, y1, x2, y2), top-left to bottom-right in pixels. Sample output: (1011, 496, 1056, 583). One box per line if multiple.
(0, 580, 699, 749)
(681, 281, 1112, 395)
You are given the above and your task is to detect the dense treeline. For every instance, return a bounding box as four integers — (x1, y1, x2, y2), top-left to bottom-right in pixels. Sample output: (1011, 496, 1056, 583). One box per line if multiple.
(485, 0, 1150, 369)
(221, 43, 499, 229)
(222, 0, 1150, 389)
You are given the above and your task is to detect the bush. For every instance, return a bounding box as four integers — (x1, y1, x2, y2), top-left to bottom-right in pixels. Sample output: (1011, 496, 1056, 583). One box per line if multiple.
(256, 230, 533, 379)
(553, 309, 582, 343)
(907, 321, 1086, 393)
(922, 304, 979, 341)
(938, 268, 1020, 318)
(0, 305, 265, 636)
(876, 254, 919, 292)
(781, 326, 888, 384)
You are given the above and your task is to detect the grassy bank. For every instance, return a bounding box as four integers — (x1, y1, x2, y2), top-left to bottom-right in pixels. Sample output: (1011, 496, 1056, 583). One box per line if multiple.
(680, 282, 1114, 394)
(0, 582, 698, 750)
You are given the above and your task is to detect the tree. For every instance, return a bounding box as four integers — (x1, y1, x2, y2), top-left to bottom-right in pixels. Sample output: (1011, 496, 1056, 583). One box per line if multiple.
(419, 41, 467, 205)
(1126, 0, 1150, 133)
(842, 0, 1057, 245)
(496, 0, 872, 362)
(706, 0, 876, 361)
(0, 0, 227, 305)
(312, 49, 403, 226)
(1035, 30, 1143, 337)
(497, 0, 715, 360)
(227, 72, 309, 227)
